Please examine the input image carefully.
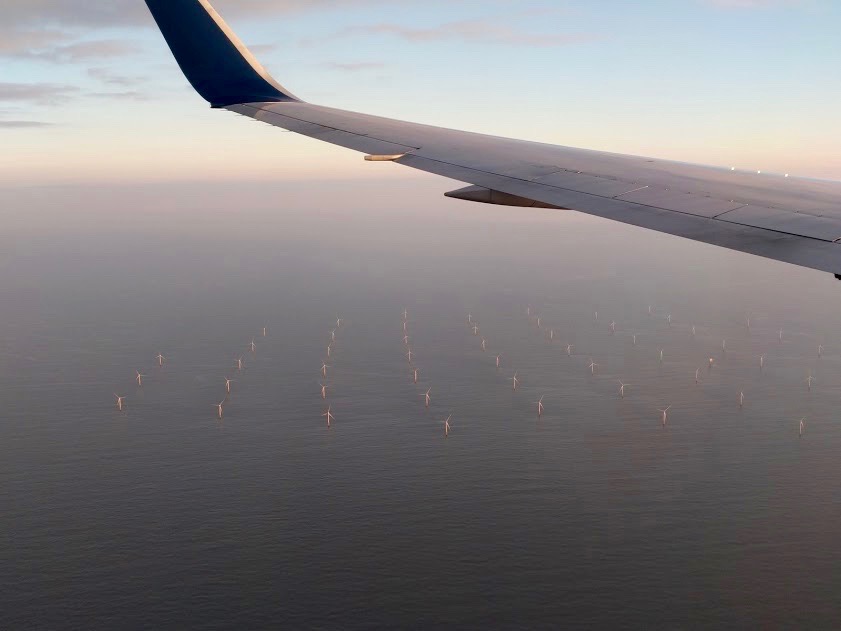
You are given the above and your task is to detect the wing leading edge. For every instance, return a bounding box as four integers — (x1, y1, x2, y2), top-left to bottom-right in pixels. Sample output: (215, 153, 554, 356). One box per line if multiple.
(144, 0, 841, 279)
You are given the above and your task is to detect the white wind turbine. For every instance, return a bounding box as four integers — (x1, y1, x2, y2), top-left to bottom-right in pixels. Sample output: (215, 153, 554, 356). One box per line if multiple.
(588, 359, 599, 375)
(156, 353, 165, 367)
(213, 400, 224, 419)
(658, 406, 671, 426)
(421, 388, 431, 408)
(135, 370, 145, 387)
(323, 406, 335, 427)
(510, 372, 519, 391)
(114, 394, 126, 411)
(534, 396, 545, 418)
(618, 381, 629, 399)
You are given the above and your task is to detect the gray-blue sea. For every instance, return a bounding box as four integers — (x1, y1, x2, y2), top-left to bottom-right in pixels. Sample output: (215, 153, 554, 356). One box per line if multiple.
(2, 178, 841, 629)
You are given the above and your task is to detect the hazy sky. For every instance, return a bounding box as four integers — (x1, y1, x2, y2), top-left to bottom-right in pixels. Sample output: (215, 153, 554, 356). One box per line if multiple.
(2, 0, 840, 185)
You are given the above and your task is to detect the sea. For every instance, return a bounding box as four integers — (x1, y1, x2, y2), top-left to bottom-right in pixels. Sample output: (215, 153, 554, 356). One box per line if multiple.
(2, 177, 840, 629)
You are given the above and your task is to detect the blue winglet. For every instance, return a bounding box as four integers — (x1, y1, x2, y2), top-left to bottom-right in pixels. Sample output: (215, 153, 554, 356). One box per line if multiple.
(144, 0, 298, 107)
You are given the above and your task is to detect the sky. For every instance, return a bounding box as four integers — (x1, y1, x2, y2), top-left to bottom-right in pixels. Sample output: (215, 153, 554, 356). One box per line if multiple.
(2, 0, 840, 185)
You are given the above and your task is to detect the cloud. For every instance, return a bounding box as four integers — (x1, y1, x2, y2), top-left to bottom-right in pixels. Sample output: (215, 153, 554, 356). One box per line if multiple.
(1, 0, 390, 29)
(335, 20, 596, 47)
(705, 0, 801, 7)
(0, 82, 79, 105)
(87, 68, 147, 87)
(0, 120, 54, 128)
(87, 91, 151, 101)
(322, 61, 387, 72)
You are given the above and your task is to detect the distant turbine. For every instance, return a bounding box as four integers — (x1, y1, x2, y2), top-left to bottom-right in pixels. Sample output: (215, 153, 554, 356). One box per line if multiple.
(722, 339, 727, 353)
(467, 313, 473, 324)
(759, 355, 765, 371)
(327, 344, 332, 358)
(402, 335, 410, 346)
(594, 311, 598, 322)
(320, 383, 329, 400)
(135, 370, 145, 387)
(527, 306, 532, 317)
(588, 359, 599, 375)
(263, 326, 267, 337)
(566, 344, 574, 356)
(444, 414, 452, 437)
(618, 381, 629, 398)
(667, 314, 672, 326)
(632, 334, 637, 346)
(496, 354, 501, 369)
(331, 329, 337, 343)
(533, 395, 545, 418)
(402, 308, 409, 321)
(481, 338, 487, 352)
(549, 328, 555, 341)
(740, 390, 745, 408)
(114, 394, 126, 411)
(658, 406, 671, 426)
(403, 321, 408, 334)
(472, 324, 479, 336)
(807, 373, 815, 392)
(818, 344, 824, 357)
(249, 339, 256, 353)
(799, 417, 805, 437)
(692, 325, 696, 337)
(156, 353, 165, 367)
(648, 305, 653, 316)
(225, 377, 235, 394)
(421, 388, 431, 408)
(405, 349, 414, 364)
(321, 362, 331, 378)
(510, 372, 519, 391)
(323, 406, 334, 427)
(659, 349, 664, 364)
(610, 321, 616, 334)
(779, 329, 783, 342)
(235, 357, 243, 371)
(336, 318, 344, 328)
(213, 401, 224, 419)
(536, 317, 541, 329)
(413, 368, 419, 384)
(746, 316, 751, 330)
(695, 368, 700, 384)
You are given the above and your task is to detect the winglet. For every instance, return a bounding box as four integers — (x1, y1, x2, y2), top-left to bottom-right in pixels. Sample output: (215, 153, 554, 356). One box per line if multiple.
(144, 0, 298, 107)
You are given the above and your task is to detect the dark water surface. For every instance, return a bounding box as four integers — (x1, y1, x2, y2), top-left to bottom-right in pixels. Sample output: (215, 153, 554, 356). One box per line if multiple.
(2, 179, 841, 629)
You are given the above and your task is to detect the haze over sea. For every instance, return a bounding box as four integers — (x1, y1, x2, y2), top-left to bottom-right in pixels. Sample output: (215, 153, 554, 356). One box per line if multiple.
(2, 176, 841, 629)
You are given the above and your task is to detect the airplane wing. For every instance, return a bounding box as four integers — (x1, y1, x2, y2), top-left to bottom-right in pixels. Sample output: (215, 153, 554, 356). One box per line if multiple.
(144, 0, 841, 279)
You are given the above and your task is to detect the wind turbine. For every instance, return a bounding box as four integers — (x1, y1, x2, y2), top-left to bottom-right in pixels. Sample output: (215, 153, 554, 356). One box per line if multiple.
(323, 406, 335, 427)
(249, 339, 257, 353)
(588, 359, 599, 375)
(235, 357, 244, 371)
(156, 353, 165, 367)
(444, 414, 452, 437)
(336, 318, 344, 328)
(481, 338, 487, 352)
(320, 383, 329, 400)
(534, 396, 545, 418)
(405, 349, 414, 364)
(402, 308, 409, 321)
(618, 381, 629, 398)
(818, 344, 824, 357)
(421, 388, 431, 408)
(807, 373, 815, 392)
(658, 406, 672, 426)
(135, 370, 145, 387)
(610, 321, 616, 334)
(695, 368, 700, 384)
(321, 362, 331, 378)
(213, 400, 224, 419)
(472, 324, 480, 336)
(412, 368, 419, 384)
(566, 344, 574, 356)
(799, 417, 806, 437)
(740, 390, 745, 408)
(659, 349, 664, 364)
(330, 329, 337, 343)
(327, 344, 332, 358)
(759, 354, 765, 371)
(510, 372, 519, 391)
(114, 394, 126, 411)
(263, 326, 267, 337)
(225, 377, 235, 394)
(402, 335, 410, 346)
(496, 354, 501, 369)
